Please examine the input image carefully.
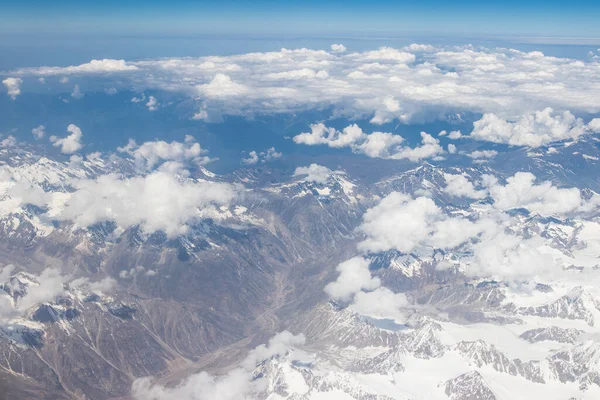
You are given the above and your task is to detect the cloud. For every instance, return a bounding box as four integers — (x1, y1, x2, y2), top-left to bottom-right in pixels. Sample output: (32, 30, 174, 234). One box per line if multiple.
(448, 130, 463, 140)
(0, 267, 70, 320)
(241, 151, 259, 165)
(14, 59, 139, 76)
(118, 137, 212, 172)
(448, 143, 457, 154)
(8, 46, 600, 135)
(485, 172, 584, 215)
(350, 287, 409, 323)
(146, 96, 159, 111)
(357, 192, 488, 254)
(589, 118, 600, 133)
(293, 123, 443, 161)
(9, 47, 600, 131)
(467, 150, 498, 159)
(196, 73, 250, 98)
(243, 147, 283, 164)
(442, 171, 591, 216)
(293, 123, 366, 148)
(403, 43, 436, 52)
(443, 173, 487, 199)
(50, 124, 83, 154)
(0, 135, 17, 147)
(324, 257, 381, 302)
(293, 164, 334, 184)
(71, 84, 84, 99)
(2, 77, 22, 100)
(330, 44, 347, 53)
(132, 331, 305, 400)
(470, 108, 591, 147)
(52, 171, 237, 238)
(32, 125, 46, 140)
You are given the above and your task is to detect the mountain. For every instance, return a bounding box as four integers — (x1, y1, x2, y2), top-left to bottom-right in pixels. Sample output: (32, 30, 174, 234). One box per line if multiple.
(1, 134, 600, 400)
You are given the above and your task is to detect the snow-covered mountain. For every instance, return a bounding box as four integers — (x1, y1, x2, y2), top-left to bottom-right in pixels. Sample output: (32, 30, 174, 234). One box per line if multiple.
(1, 133, 600, 400)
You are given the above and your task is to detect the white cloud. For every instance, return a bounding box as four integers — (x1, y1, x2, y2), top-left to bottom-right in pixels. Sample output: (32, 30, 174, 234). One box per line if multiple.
(324, 257, 381, 302)
(351, 287, 409, 323)
(330, 44, 347, 53)
(32, 125, 46, 140)
(485, 172, 584, 215)
(403, 43, 436, 52)
(14, 59, 139, 76)
(293, 123, 366, 148)
(146, 96, 159, 111)
(241, 151, 259, 165)
(262, 147, 282, 162)
(118, 137, 212, 171)
(386, 132, 444, 161)
(443, 174, 487, 199)
(357, 192, 488, 254)
(132, 331, 305, 400)
(294, 123, 443, 161)
(448, 143, 457, 154)
(467, 150, 498, 159)
(0, 267, 69, 320)
(470, 108, 591, 147)
(0, 135, 17, 147)
(8, 47, 600, 130)
(50, 124, 83, 154)
(2, 77, 22, 100)
(448, 130, 463, 140)
(53, 172, 237, 238)
(356, 131, 405, 157)
(293, 164, 333, 184)
(196, 73, 249, 98)
(71, 84, 84, 99)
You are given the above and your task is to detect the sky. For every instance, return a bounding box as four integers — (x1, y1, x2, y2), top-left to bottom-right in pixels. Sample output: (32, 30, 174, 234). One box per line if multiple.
(2, 0, 600, 38)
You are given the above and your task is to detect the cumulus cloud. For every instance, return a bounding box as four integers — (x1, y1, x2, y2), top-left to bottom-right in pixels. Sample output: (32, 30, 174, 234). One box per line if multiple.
(324, 257, 381, 302)
(293, 123, 443, 161)
(0, 267, 69, 320)
(2, 77, 22, 100)
(7, 47, 600, 131)
(443, 173, 487, 199)
(13, 59, 138, 76)
(32, 125, 46, 140)
(132, 331, 305, 400)
(467, 150, 498, 159)
(442, 171, 591, 216)
(330, 44, 347, 53)
(196, 73, 250, 98)
(146, 96, 159, 111)
(0, 135, 17, 147)
(485, 172, 584, 215)
(470, 108, 592, 147)
(357, 192, 488, 254)
(71, 84, 84, 99)
(118, 136, 212, 172)
(448, 143, 457, 154)
(293, 164, 334, 184)
(351, 287, 409, 323)
(241, 151, 259, 165)
(448, 130, 463, 140)
(8, 47, 600, 130)
(53, 172, 236, 237)
(242, 147, 282, 164)
(50, 124, 83, 154)
(293, 123, 366, 148)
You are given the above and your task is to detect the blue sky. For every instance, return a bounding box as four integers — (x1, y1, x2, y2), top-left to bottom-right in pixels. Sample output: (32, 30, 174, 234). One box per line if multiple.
(2, 0, 599, 37)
